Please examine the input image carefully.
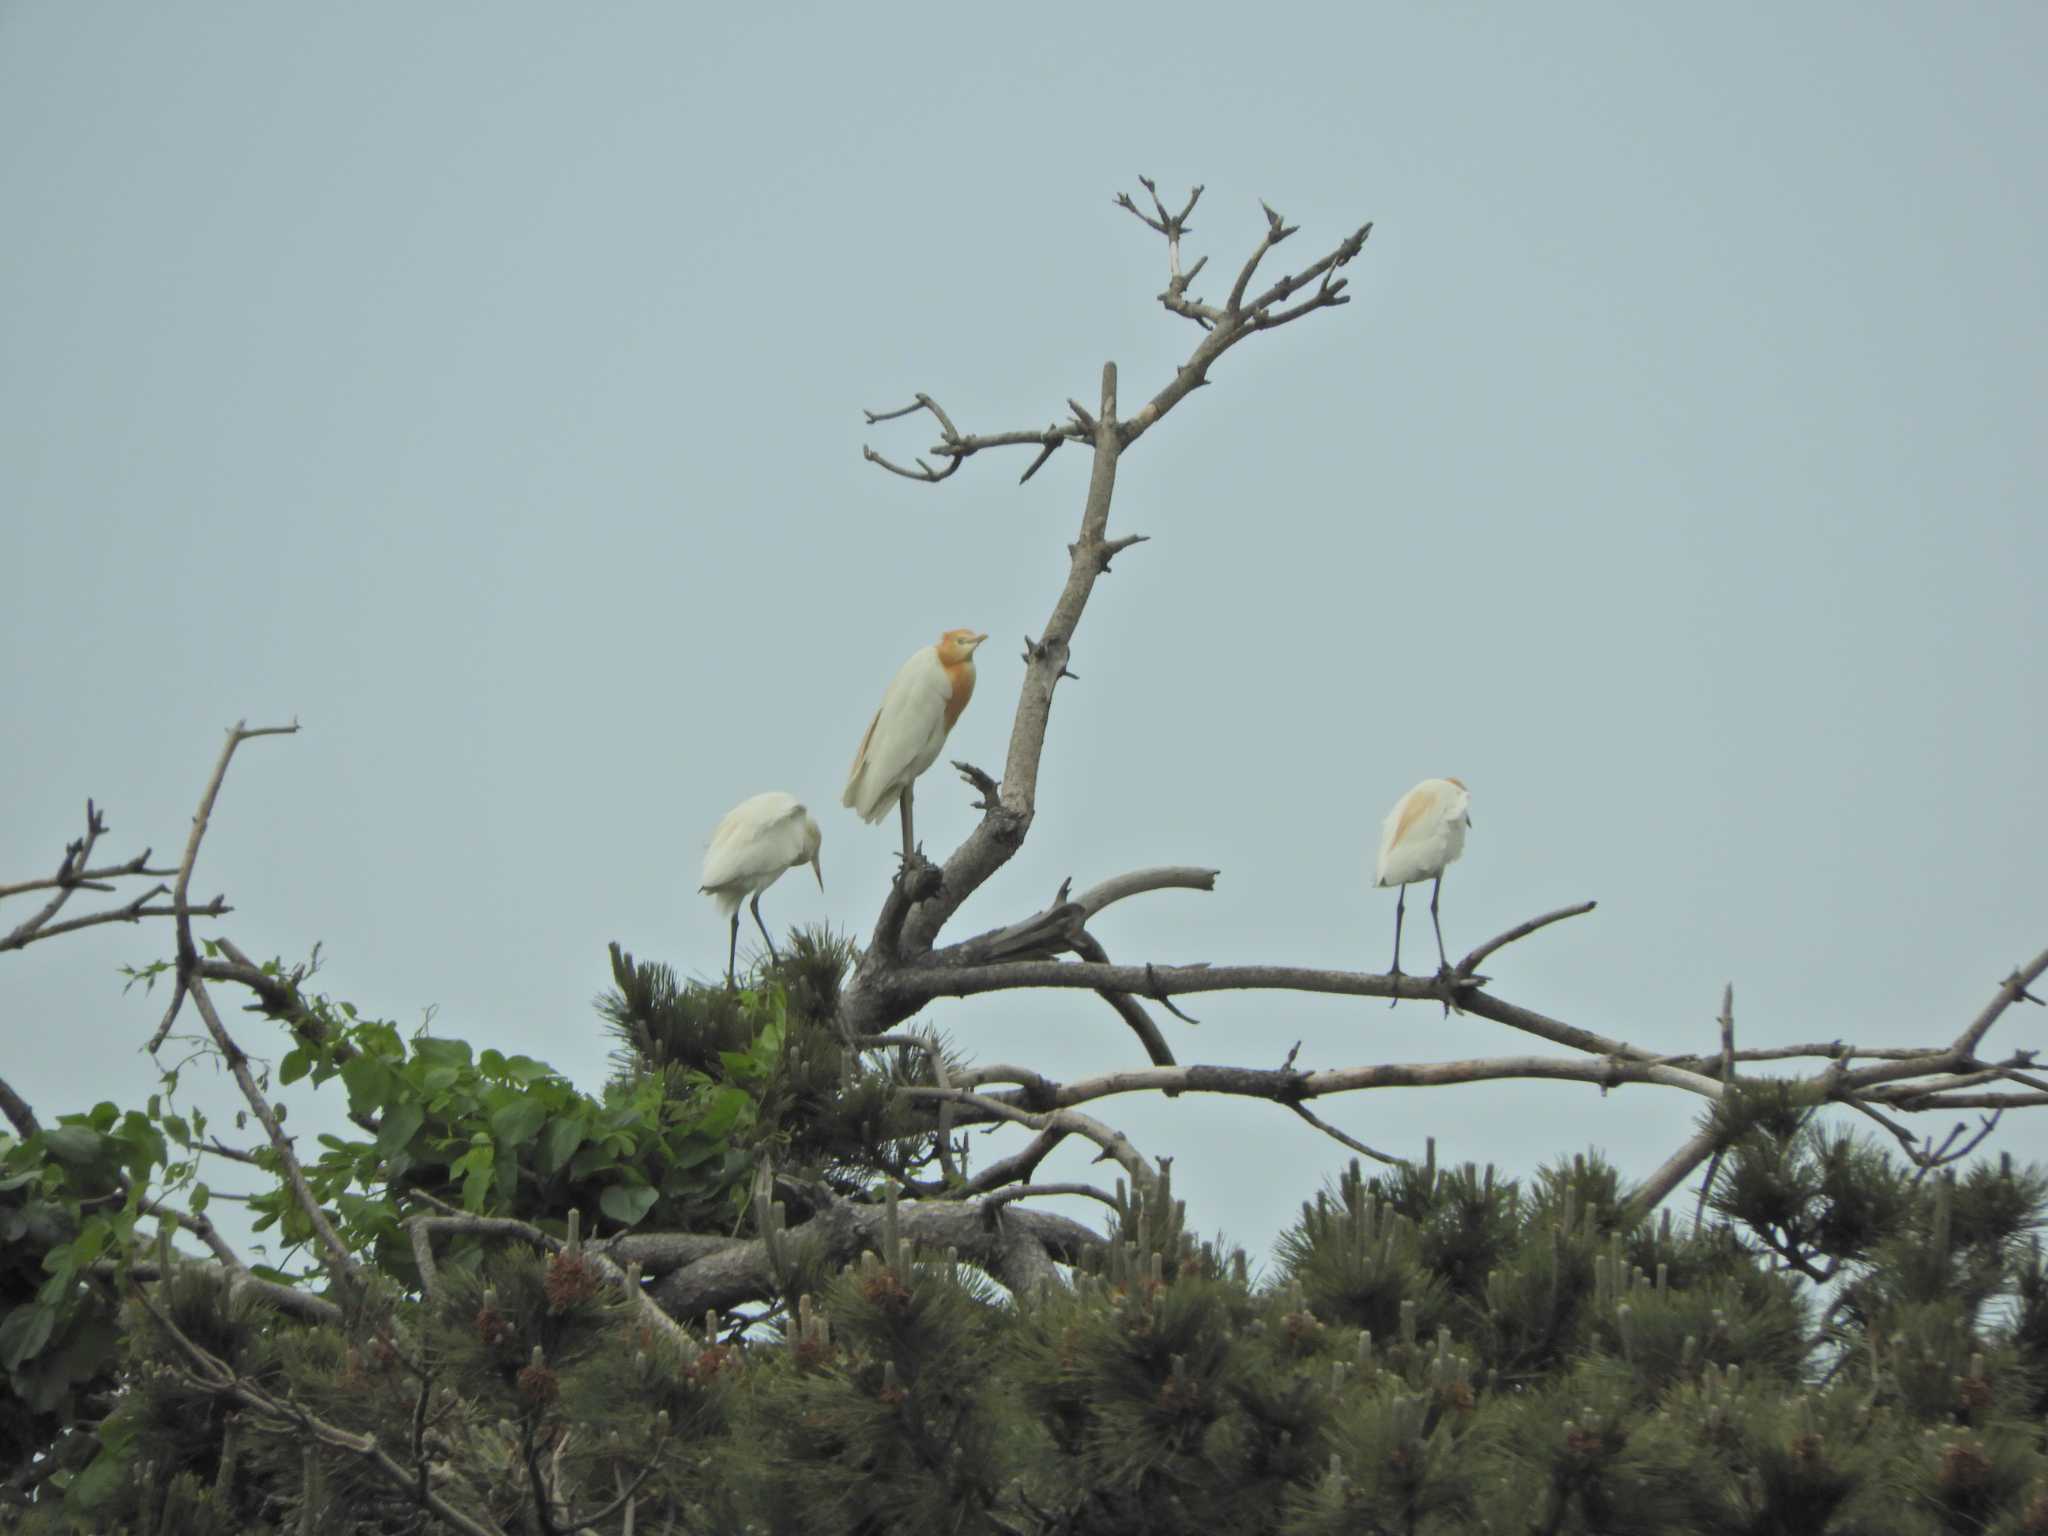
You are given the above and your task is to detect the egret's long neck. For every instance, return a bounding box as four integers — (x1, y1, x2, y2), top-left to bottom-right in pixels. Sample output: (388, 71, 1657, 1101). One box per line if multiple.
(942, 657, 976, 730)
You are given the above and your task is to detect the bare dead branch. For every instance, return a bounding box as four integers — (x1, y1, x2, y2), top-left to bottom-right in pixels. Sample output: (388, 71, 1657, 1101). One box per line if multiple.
(0, 844, 176, 903)
(1629, 1125, 1723, 1227)
(1, 800, 226, 954)
(1226, 200, 1298, 315)
(982, 1181, 1121, 1211)
(1073, 865, 1220, 922)
(3, 891, 232, 953)
(137, 1194, 245, 1273)
(1288, 1101, 1406, 1167)
(648, 1195, 1102, 1318)
(892, 956, 1670, 1068)
(905, 1086, 1155, 1191)
(1453, 901, 1598, 978)
(861, 391, 1088, 483)
(1116, 175, 1216, 324)
(0, 1071, 39, 1138)
(1070, 929, 1178, 1069)
(865, 855, 945, 966)
(1954, 949, 2048, 1055)
(0, 799, 110, 947)
(939, 1054, 1724, 1124)
(945, 1127, 1068, 1197)
(878, 361, 1127, 964)
(848, 189, 1373, 983)
(1692, 984, 1739, 1229)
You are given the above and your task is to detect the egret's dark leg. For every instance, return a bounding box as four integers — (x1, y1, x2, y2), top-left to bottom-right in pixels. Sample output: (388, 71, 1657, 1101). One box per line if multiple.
(1388, 885, 1407, 1008)
(899, 785, 917, 864)
(725, 912, 740, 991)
(749, 892, 779, 962)
(1429, 873, 1450, 973)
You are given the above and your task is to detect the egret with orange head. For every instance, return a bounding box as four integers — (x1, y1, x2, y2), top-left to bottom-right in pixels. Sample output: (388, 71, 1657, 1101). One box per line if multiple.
(1374, 776, 1471, 996)
(843, 628, 988, 861)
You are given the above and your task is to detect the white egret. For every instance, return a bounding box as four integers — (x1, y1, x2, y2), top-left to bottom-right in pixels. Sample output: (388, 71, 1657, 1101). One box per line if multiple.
(842, 628, 987, 861)
(1374, 777, 1471, 992)
(699, 792, 823, 988)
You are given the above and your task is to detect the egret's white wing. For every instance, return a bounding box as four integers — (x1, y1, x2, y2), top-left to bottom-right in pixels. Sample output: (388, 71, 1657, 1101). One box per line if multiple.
(1375, 780, 1467, 888)
(844, 648, 952, 821)
(701, 793, 806, 893)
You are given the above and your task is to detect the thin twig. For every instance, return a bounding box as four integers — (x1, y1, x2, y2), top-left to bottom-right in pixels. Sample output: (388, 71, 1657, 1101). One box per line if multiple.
(1454, 902, 1598, 978)
(1288, 1102, 1406, 1167)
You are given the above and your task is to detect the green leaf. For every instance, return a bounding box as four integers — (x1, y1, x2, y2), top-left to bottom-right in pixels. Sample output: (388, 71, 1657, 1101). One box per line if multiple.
(489, 1097, 549, 1149)
(42, 1125, 103, 1165)
(413, 1037, 473, 1071)
(456, 1144, 495, 1212)
(669, 1137, 726, 1173)
(0, 1303, 56, 1369)
(65, 1423, 133, 1513)
(376, 1102, 425, 1159)
(189, 1183, 210, 1216)
(599, 1184, 658, 1228)
(339, 1056, 393, 1115)
(538, 1116, 587, 1176)
(279, 1047, 312, 1086)
(570, 1142, 620, 1180)
(693, 1086, 751, 1140)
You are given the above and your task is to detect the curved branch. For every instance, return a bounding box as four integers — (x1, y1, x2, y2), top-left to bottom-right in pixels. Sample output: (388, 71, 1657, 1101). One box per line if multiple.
(905, 1087, 1155, 1190)
(983, 1181, 1121, 1211)
(1074, 866, 1220, 921)
(1289, 1102, 1405, 1167)
(647, 1198, 1103, 1318)
(1454, 901, 1597, 977)
(1070, 929, 1177, 1068)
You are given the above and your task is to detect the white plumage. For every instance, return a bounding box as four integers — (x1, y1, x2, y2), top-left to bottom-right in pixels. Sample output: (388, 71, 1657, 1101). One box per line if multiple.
(843, 629, 986, 861)
(699, 791, 822, 987)
(1374, 777, 1471, 985)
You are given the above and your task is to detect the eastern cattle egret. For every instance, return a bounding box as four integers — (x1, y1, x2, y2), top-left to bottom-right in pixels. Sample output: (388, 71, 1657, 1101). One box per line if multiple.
(1374, 777, 1471, 992)
(842, 628, 988, 862)
(699, 792, 823, 989)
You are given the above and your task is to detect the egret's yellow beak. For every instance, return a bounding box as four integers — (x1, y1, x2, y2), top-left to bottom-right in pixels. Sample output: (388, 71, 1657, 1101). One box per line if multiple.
(811, 854, 824, 892)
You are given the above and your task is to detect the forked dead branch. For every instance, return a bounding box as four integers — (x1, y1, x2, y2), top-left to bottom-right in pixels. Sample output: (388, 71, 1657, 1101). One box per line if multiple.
(8, 183, 2046, 1333)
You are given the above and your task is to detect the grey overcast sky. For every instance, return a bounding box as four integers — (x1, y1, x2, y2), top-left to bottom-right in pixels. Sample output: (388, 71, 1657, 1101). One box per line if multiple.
(4, 3, 2044, 1269)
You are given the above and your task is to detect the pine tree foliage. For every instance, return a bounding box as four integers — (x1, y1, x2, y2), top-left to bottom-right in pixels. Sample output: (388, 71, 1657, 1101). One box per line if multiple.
(10, 930, 2048, 1534)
